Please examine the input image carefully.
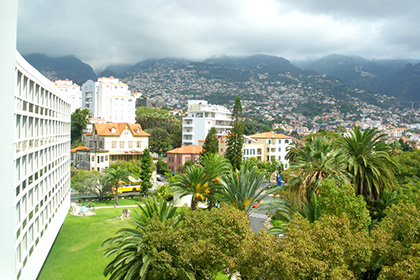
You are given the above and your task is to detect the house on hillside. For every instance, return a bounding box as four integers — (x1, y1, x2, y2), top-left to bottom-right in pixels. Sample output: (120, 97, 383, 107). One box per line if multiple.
(73, 122, 150, 172)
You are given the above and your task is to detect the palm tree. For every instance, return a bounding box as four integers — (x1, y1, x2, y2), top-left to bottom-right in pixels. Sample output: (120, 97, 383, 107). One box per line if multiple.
(217, 166, 281, 214)
(171, 165, 212, 210)
(199, 153, 231, 209)
(103, 197, 184, 280)
(287, 135, 348, 200)
(103, 166, 130, 205)
(339, 126, 397, 201)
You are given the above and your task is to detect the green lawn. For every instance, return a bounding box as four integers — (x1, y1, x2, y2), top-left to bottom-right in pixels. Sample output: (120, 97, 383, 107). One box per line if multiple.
(37, 206, 230, 280)
(37, 207, 137, 280)
(82, 198, 142, 207)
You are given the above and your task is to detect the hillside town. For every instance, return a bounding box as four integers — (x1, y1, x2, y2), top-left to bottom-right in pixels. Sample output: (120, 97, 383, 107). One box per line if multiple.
(56, 73, 420, 150)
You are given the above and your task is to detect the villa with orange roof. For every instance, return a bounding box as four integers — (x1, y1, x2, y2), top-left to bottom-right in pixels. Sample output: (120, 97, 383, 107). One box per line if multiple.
(74, 122, 150, 172)
(166, 145, 203, 172)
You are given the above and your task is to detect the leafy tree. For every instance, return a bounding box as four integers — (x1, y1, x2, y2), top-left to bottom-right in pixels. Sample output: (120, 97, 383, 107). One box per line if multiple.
(147, 127, 172, 156)
(71, 170, 108, 199)
(372, 203, 420, 279)
(156, 159, 170, 175)
(136, 107, 182, 149)
(171, 165, 212, 210)
(103, 166, 130, 205)
(318, 179, 371, 231)
(139, 149, 153, 196)
(109, 160, 141, 179)
(201, 127, 218, 156)
(225, 96, 244, 170)
(71, 108, 91, 146)
(275, 214, 373, 280)
(339, 125, 397, 201)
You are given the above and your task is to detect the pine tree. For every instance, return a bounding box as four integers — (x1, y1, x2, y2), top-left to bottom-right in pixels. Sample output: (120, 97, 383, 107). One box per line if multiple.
(225, 96, 244, 170)
(140, 148, 153, 196)
(201, 127, 219, 157)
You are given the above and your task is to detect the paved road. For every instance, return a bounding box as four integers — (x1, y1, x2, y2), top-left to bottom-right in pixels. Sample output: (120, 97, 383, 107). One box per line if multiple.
(249, 195, 274, 233)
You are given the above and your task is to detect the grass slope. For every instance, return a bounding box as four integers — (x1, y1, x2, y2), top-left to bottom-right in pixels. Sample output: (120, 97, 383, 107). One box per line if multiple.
(37, 208, 136, 280)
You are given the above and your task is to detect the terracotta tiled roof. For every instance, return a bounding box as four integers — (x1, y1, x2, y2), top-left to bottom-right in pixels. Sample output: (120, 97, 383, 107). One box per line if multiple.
(90, 123, 150, 137)
(70, 146, 90, 153)
(248, 132, 294, 139)
(166, 145, 203, 154)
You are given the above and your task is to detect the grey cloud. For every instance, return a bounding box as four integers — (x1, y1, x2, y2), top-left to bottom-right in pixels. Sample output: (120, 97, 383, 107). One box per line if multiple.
(17, 0, 420, 71)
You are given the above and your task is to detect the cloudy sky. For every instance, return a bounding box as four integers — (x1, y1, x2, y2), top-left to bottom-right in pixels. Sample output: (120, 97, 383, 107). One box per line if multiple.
(17, 0, 420, 72)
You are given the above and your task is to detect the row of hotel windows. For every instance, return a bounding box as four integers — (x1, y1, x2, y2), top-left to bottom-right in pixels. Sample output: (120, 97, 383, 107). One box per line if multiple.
(16, 70, 71, 115)
(15, 115, 70, 141)
(15, 97, 69, 122)
(15, 143, 70, 184)
(15, 179, 70, 277)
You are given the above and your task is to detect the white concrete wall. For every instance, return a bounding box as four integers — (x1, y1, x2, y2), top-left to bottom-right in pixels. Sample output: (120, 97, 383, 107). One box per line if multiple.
(0, 1, 19, 279)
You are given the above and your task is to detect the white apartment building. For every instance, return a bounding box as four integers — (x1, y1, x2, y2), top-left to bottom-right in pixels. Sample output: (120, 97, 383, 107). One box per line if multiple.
(82, 77, 136, 123)
(54, 79, 82, 113)
(182, 100, 231, 146)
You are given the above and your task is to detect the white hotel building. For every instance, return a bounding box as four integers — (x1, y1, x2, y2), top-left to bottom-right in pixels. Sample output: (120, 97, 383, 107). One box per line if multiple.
(1, 5, 71, 279)
(82, 77, 136, 123)
(182, 100, 232, 146)
(54, 79, 82, 113)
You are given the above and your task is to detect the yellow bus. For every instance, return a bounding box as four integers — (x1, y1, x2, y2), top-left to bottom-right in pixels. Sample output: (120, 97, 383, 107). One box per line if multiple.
(111, 185, 142, 194)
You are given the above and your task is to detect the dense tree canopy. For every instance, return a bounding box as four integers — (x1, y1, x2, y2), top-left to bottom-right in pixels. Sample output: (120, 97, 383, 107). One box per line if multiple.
(71, 108, 91, 146)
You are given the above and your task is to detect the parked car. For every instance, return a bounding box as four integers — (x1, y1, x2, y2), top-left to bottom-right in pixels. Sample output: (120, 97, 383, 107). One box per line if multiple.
(252, 200, 261, 208)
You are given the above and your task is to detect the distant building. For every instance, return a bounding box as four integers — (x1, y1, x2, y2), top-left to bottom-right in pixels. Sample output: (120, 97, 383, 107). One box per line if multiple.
(54, 79, 82, 113)
(166, 145, 203, 172)
(217, 132, 295, 169)
(75, 122, 150, 172)
(82, 77, 136, 123)
(182, 100, 231, 146)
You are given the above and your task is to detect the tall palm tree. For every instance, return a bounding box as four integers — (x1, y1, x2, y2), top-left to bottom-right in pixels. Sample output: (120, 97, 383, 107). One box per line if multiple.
(103, 197, 185, 280)
(171, 165, 212, 210)
(217, 166, 281, 214)
(103, 166, 131, 205)
(339, 126, 397, 201)
(287, 135, 348, 200)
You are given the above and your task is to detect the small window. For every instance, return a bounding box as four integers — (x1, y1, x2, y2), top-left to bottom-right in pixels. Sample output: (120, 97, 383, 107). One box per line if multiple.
(278, 148, 281, 152)
(285, 140, 289, 144)
(112, 141, 116, 148)
(120, 142, 124, 148)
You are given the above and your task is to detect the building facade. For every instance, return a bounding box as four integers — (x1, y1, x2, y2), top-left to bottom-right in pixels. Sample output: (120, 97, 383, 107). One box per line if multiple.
(82, 77, 136, 123)
(182, 100, 231, 146)
(75, 122, 150, 172)
(166, 145, 203, 172)
(54, 79, 82, 113)
(218, 132, 295, 169)
(6, 52, 71, 280)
